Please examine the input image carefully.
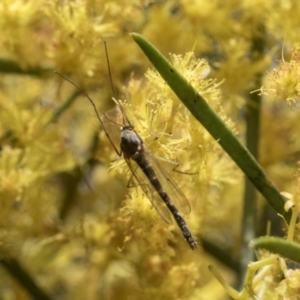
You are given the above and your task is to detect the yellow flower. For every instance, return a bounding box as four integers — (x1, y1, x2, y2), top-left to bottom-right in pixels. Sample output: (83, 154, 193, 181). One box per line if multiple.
(276, 269, 300, 299)
(260, 48, 300, 106)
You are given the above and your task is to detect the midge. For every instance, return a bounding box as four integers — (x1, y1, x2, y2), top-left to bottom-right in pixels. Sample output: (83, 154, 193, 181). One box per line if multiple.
(55, 43, 197, 250)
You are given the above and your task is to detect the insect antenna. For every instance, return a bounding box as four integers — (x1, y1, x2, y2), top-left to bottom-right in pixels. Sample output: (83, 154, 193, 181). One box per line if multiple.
(103, 41, 132, 127)
(54, 72, 102, 125)
(104, 41, 117, 99)
(54, 70, 121, 156)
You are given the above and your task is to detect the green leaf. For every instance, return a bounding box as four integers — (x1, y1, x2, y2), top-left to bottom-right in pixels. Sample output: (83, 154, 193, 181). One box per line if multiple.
(131, 32, 291, 222)
(251, 237, 300, 263)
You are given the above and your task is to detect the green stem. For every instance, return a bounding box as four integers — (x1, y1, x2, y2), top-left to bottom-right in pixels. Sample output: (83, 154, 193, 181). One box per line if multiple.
(287, 206, 299, 242)
(1, 257, 52, 300)
(239, 23, 265, 287)
(201, 237, 240, 273)
(0, 58, 52, 76)
(47, 89, 82, 124)
(131, 32, 291, 223)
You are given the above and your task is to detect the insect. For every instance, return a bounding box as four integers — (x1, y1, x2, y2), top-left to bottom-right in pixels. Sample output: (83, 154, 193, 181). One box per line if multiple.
(55, 43, 197, 250)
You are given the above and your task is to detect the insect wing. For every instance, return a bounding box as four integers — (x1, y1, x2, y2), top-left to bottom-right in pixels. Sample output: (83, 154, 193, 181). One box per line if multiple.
(146, 152, 192, 216)
(101, 102, 191, 223)
(124, 157, 173, 224)
(100, 105, 124, 155)
(100, 103, 137, 155)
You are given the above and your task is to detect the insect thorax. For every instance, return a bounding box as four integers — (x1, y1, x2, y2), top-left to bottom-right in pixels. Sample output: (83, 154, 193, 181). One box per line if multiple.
(120, 126, 143, 158)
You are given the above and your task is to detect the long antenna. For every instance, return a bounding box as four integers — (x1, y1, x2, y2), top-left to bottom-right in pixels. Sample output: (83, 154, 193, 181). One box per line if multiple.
(54, 71, 104, 127)
(54, 42, 118, 127)
(60, 46, 126, 154)
(54, 41, 132, 155)
(103, 41, 130, 126)
(54, 70, 122, 156)
(104, 41, 117, 97)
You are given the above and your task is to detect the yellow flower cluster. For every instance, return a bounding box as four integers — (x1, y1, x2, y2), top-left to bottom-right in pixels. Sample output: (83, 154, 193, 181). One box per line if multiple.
(260, 48, 300, 106)
(1, 0, 300, 299)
